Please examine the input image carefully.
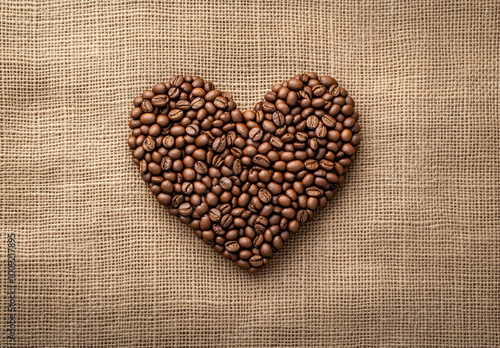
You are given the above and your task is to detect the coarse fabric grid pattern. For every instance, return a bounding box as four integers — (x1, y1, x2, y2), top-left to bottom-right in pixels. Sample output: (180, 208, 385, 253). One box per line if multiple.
(1, 0, 499, 346)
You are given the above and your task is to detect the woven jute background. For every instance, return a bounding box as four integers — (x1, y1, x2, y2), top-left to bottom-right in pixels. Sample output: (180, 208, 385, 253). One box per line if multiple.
(1, 0, 499, 346)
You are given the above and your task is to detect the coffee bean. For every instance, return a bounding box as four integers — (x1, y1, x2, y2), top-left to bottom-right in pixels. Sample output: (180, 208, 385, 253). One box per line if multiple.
(272, 111, 285, 127)
(305, 186, 323, 197)
(258, 188, 272, 203)
(288, 78, 304, 91)
(151, 94, 169, 107)
(249, 255, 263, 267)
(168, 109, 183, 121)
(253, 154, 271, 168)
(142, 136, 155, 152)
(225, 241, 240, 253)
(214, 96, 228, 109)
(219, 177, 233, 191)
(179, 203, 193, 216)
(212, 136, 226, 152)
(208, 209, 222, 223)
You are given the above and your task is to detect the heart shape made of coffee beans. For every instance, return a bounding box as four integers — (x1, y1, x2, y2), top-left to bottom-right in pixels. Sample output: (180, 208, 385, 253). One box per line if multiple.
(128, 73, 361, 273)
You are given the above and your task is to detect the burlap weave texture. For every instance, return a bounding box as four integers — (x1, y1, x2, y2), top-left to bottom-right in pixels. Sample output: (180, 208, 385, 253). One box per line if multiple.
(1, 0, 499, 347)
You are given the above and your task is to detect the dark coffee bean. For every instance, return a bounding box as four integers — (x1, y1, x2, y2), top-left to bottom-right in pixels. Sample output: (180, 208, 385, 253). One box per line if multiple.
(168, 109, 183, 122)
(253, 154, 271, 168)
(220, 214, 233, 228)
(272, 236, 284, 250)
(286, 160, 305, 173)
(315, 124, 327, 138)
(249, 255, 263, 267)
(288, 78, 304, 91)
(214, 96, 228, 109)
(151, 94, 169, 107)
(305, 186, 323, 197)
(341, 104, 354, 116)
(312, 98, 326, 109)
(225, 241, 240, 253)
(238, 236, 253, 249)
(142, 136, 155, 152)
(157, 193, 172, 206)
(319, 76, 337, 87)
(306, 116, 319, 129)
(249, 127, 263, 141)
(212, 136, 226, 152)
(319, 159, 334, 171)
(278, 195, 291, 207)
(171, 194, 184, 208)
(342, 143, 356, 156)
(322, 114, 336, 128)
(179, 203, 193, 216)
(296, 210, 310, 223)
(131, 107, 142, 120)
(148, 162, 161, 175)
(258, 188, 272, 203)
(219, 177, 232, 190)
(233, 159, 242, 175)
(269, 136, 284, 149)
(209, 208, 222, 222)
(260, 243, 273, 258)
(272, 111, 285, 127)
(190, 97, 205, 110)
(141, 99, 154, 113)
(312, 85, 326, 97)
(234, 259, 251, 270)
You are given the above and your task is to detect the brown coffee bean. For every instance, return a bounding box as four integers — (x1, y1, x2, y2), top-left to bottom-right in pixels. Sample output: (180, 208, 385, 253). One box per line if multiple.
(317, 75, 336, 87)
(238, 236, 253, 249)
(179, 203, 193, 216)
(260, 243, 273, 258)
(212, 136, 226, 152)
(168, 109, 183, 121)
(288, 78, 304, 91)
(142, 136, 155, 152)
(225, 241, 240, 253)
(342, 143, 356, 156)
(272, 111, 285, 127)
(253, 154, 271, 168)
(296, 209, 310, 223)
(286, 160, 305, 173)
(341, 104, 354, 116)
(249, 255, 263, 267)
(305, 186, 323, 197)
(151, 94, 169, 107)
(214, 96, 228, 109)
(258, 188, 272, 203)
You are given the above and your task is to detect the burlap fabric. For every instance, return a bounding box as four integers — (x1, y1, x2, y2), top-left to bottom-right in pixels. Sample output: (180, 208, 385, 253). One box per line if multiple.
(1, 0, 499, 346)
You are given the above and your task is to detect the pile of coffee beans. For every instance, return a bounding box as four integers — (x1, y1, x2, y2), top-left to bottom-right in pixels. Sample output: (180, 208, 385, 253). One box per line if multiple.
(128, 73, 361, 272)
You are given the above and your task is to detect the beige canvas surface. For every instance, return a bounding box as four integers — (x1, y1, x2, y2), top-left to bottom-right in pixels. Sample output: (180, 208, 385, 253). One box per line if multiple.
(1, 0, 499, 347)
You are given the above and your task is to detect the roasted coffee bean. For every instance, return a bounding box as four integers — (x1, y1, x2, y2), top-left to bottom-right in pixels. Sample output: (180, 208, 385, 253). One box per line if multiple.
(221, 214, 233, 228)
(151, 94, 169, 107)
(209, 208, 222, 222)
(219, 177, 233, 191)
(272, 111, 285, 127)
(258, 188, 272, 203)
(225, 241, 240, 253)
(253, 154, 271, 168)
(212, 136, 226, 152)
(142, 136, 155, 152)
(249, 255, 263, 267)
